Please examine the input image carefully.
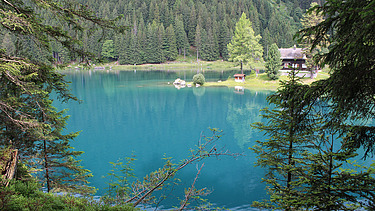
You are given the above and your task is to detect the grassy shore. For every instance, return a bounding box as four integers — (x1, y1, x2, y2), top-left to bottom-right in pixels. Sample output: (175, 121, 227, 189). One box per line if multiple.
(65, 55, 330, 91)
(204, 70, 330, 91)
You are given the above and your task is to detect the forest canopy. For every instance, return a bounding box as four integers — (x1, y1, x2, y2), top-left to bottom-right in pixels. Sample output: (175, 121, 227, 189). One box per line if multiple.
(0, 0, 318, 65)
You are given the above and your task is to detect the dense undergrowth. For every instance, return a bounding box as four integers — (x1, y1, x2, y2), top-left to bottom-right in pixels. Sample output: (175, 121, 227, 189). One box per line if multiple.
(0, 179, 138, 211)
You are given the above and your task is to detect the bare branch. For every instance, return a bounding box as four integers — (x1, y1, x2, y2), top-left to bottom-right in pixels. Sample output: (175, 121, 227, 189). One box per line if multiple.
(126, 129, 242, 207)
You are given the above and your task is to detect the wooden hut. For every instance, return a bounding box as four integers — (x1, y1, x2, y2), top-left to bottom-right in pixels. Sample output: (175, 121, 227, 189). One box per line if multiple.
(234, 74, 246, 82)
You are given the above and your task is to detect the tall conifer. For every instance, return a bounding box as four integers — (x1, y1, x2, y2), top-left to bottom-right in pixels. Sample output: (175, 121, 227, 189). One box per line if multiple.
(165, 24, 178, 61)
(265, 43, 281, 80)
(187, 6, 197, 45)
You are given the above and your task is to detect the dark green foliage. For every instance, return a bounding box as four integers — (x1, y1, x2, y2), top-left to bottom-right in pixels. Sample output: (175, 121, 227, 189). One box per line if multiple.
(0, 0, 126, 195)
(201, 28, 219, 61)
(14, 0, 304, 64)
(253, 1, 375, 208)
(252, 72, 314, 210)
(157, 23, 167, 63)
(187, 6, 197, 46)
(218, 19, 232, 61)
(299, 2, 325, 78)
(144, 22, 160, 64)
(265, 43, 281, 80)
(256, 0, 375, 210)
(193, 73, 205, 85)
(194, 24, 202, 60)
(296, 0, 375, 156)
(164, 24, 178, 61)
(101, 40, 116, 60)
(174, 16, 189, 56)
(0, 180, 138, 211)
(252, 71, 375, 210)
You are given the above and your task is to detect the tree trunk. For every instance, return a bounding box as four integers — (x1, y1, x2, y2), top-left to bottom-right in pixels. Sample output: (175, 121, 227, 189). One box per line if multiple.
(44, 140, 51, 192)
(2, 149, 18, 187)
(196, 48, 199, 63)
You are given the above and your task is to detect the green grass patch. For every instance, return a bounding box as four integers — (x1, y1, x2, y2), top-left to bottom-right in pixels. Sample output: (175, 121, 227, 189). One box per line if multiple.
(204, 71, 330, 91)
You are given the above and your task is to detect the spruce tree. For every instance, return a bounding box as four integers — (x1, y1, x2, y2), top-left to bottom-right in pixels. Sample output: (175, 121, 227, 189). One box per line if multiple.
(165, 24, 178, 61)
(201, 28, 218, 61)
(199, 28, 209, 61)
(174, 16, 189, 56)
(187, 6, 197, 46)
(252, 71, 375, 210)
(296, 0, 375, 156)
(252, 71, 314, 210)
(144, 22, 160, 63)
(118, 32, 132, 65)
(265, 43, 281, 80)
(157, 23, 166, 63)
(101, 40, 116, 60)
(128, 32, 142, 65)
(218, 19, 229, 60)
(0, 0, 127, 193)
(194, 24, 202, 61)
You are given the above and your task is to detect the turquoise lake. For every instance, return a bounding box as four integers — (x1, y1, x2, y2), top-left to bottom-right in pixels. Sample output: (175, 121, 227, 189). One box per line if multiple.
(56, 69, 273, 210)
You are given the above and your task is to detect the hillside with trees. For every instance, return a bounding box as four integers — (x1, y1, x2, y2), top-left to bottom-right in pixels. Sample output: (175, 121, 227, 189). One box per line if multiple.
(1, 0, 320, 65)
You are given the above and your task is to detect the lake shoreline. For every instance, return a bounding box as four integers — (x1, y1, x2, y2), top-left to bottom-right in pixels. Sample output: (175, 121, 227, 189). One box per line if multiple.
(62, 60, 329, 91)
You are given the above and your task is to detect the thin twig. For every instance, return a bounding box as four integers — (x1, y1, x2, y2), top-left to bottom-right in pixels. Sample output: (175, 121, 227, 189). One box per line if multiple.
(178, 163, 205, 211)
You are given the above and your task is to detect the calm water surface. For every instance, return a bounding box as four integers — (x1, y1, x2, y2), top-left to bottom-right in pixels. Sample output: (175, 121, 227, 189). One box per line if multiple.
(57, 69, 272, 210)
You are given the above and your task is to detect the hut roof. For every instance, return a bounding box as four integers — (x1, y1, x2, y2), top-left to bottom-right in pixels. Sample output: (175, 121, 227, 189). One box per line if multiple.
(234, 74, 246, 77)
(279, 45, 307, 60)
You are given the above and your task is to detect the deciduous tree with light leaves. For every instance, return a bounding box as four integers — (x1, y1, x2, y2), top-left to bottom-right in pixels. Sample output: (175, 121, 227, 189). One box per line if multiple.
(227, 12, 263, 73)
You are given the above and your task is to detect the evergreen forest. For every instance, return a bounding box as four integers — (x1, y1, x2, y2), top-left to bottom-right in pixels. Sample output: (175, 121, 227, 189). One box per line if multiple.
(1, 0, 321, 65)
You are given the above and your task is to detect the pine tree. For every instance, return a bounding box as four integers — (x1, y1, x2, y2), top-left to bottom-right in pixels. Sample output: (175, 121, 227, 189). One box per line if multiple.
(265, 43, 281, 80)
(118, 32, 132, 65)
(194, 24, 202, 61)
(187, 6, 197, 46)
(0, 0, 128, 193)
(201, 28, 218, 61)
(252, 71, 314, 210)
(118, 33, 130, 65)
(296, 0, 375, 157)
(165, 24, 178, 61)
(174, 16, 189, 56)
(252, 71, 375, 210)
(218, 19, 228, 59)
(144, 21, 162, 63)
(128, 32, 141, 65)
(101, 40, 116, 60)
(199, 28, 209, 61)
(158, 23, 167, 63)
